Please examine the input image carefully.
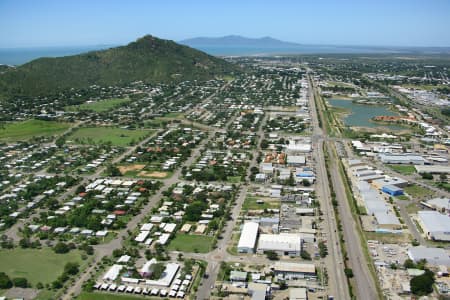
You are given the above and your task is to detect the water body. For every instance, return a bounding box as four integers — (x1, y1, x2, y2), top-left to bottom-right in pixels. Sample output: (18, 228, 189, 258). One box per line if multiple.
(328, 98, 406, 131)
(0, 45, 115, 65)
(189, 45, 401, 56)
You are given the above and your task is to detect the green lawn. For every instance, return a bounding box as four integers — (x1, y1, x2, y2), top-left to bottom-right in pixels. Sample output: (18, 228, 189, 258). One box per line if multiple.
(66, 98, 130, 112)
(34, 290, 56, 300)
(404, 184, 432, 199)
(242, 196, 280, 210)
(227, 176, 242, 183)
(69, 127, 151, 146)
(78, 292, 159, 300)
(0, 248, 85, 285)
(388, 164, 416, 175)
(0, 119, 71, 141)
(167, 234, 214, 253)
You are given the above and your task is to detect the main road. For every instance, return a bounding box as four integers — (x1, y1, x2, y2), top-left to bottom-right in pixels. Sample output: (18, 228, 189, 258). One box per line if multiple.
(308, 71, 379, 300)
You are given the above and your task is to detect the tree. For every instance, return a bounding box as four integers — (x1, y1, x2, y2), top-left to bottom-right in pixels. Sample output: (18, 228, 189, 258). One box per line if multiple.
(421, 172, 433, 180)
(12, 277, 28, 288)
(403, 259, 416, 269)
(0, 272, 12, 289)
(64, 262, 79, 275)
(319, 241, 328, 258)
(344, 268, 354, 278)
(106, 164, 121, 177)
(19, 238, 31, 248)
(301, 250, 312, 260)
(150, 263, 165, 280)
(439, 173, 447, 182)
(265, 250, 279, 261)
(302, 179, 311, 186)
(53, 242, 70, 254)
(410, 269, 434, 296)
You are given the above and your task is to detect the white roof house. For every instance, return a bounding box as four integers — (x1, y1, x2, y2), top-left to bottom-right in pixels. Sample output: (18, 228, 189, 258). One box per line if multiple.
(237, 222, 259, 253)
(103, 264, 123, 281)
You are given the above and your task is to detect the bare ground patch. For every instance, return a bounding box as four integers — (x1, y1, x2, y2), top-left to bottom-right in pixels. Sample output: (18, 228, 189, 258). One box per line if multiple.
(138, 170, 168, 178)
(118, 164, 146, 174)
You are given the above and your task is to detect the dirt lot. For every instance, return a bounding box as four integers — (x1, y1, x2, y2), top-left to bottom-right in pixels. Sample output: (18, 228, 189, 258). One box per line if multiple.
(118, 164, 145, 174)
(138, 170, 168, 178)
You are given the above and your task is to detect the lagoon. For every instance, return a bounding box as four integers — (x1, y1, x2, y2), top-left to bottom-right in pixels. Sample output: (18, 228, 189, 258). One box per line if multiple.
(328, 98, 405, 131)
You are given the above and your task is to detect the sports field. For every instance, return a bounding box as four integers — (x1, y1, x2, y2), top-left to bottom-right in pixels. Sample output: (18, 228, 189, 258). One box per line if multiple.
(69, 127, 151, 146)
(0, 119, 71, 141)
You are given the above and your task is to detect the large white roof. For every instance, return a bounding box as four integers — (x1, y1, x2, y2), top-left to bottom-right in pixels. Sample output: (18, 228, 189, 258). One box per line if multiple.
(237, 222, 259, 250)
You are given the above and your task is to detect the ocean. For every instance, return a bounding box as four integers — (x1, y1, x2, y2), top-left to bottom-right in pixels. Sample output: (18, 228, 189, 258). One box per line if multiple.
(0, 44, 411, 66)
(0, 45, 115, 66)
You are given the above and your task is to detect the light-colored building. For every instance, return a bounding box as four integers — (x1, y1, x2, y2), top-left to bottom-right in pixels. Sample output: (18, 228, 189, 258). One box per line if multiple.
(417, 211, 450, 241)
(408, 246, 450, 266)
(272, 262, 316, 279)
(289, 287, 308, 300)
(257, 233, 303, 256)
(237, 222, 259, 253)
(379, 153, 426, 165)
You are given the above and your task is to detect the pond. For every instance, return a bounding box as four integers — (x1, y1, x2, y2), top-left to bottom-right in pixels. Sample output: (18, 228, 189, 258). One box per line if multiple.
(328, 98, 406, 131)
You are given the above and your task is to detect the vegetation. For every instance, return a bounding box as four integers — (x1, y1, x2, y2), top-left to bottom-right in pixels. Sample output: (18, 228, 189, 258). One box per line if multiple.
(0, 35, 238, 97)
(167, 234, 214, 253)
(69, 127, 150, 146)
(0, 119, 70, 141)
(265, 250, 279, 260)
(0, 248, 85, 285)
(404, 184, 432, 199)
(410, 269, 435, 296)
(387, 164, 416, 175)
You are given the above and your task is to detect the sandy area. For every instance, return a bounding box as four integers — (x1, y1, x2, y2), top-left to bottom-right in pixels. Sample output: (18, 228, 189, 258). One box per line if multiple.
(138, 171, 168, 178)
(118, 164, 146, 174)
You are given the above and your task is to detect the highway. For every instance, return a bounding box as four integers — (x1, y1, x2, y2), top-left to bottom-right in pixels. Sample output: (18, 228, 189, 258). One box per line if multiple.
(308, 71, 379, 300)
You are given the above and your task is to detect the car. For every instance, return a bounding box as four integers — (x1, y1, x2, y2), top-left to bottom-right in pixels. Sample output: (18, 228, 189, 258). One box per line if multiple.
(210, 285, 214, 289)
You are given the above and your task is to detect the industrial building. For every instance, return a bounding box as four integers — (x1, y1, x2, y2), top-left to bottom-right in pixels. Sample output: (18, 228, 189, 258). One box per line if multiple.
(415, 165, 450, 174)
(424, 197, 450, 213)
(407, 246, 450, 266)
(381, 185, 404, 196)
(287, 155, 306, 167)
(237, 222, 259, 253)
(357, 181, 401, 230)
(271, 261, 316, 279)
(289, 288, 308, 300)
(378, 153, 426, 165)
(257, 233, 303, 256)
(417, 211, 450, 241)
(372, 177, 408, 189)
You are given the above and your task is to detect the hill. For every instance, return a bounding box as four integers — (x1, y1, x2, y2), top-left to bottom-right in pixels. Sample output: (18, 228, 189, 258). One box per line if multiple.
(0, 35, 238, 96)
(180, 35, 302, 48)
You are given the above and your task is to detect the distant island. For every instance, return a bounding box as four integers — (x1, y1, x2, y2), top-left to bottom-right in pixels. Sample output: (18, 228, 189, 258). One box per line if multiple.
(180, 35, 302, 48)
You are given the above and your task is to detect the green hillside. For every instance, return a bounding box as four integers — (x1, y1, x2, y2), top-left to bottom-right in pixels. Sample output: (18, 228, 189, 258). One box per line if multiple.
(0, 35, 238, 96)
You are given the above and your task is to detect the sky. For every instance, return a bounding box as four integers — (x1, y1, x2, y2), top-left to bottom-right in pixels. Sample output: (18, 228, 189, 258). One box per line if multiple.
(1, 0, 450, 48)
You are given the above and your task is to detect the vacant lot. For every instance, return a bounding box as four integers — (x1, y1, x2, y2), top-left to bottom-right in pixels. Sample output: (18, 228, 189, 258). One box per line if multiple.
(69, 127, 151, 146)
(388, 164, 416, 175)
(167, 234, 214, 253)
(0, 248, 85, 285)
(242, 196, 280, 210)
(0, 119, 70, 141)
(66, 98, 130, 112)
(404, 184, 432, 199)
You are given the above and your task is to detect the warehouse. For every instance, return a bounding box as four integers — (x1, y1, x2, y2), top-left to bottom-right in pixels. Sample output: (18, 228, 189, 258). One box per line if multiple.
(378, 154, 426, 165)
(237, 222, 259, 253)
(407, 246, 450, 266)
(257, 233, 303, 256)
(425, 197, 450, 213)
(271, 261, 316, 279)
(358, 181, 401, 230)
(287, 155, 306, 167)
(417, 211, 450, 241)
(381, 185, 404, 196)
(415, 165, 450, 174)
(372, 177, 408, 189)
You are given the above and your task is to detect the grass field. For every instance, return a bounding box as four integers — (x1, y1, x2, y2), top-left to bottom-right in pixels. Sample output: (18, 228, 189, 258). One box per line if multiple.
(387, 164, 416, 175)
(69, 127, 151, 146)
(227, 176, 242, 183)
(242, 196, 280, 210)
(77, 292, 159, 300)
(0, 248, 85, 285)
(167, 234, 214, 253)
(0, 119, 71, 141)
(404, 184, 432, 199)
(66, 98, 130, 112)
(34, 290, 56, 300)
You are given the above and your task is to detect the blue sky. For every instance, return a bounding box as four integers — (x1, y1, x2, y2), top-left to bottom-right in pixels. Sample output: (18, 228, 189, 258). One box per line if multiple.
(0, 0, 449, 48)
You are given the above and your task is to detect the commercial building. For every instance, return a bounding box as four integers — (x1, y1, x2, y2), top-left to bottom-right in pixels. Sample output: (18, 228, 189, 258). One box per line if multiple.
(257, 233, 303, 256)
(237, 222, 259, 253)
(271, 261, 315, 279)
(407, 246, 450, 266)
(417, 211, 450, 241)
(289, 288, 308, 300)
(378, 154, 426, 165)
(287, 155, 306, 167)
(415, 165, 450, 174)
(358, 181, 401, 230)
(381, 185, 404, 196)
(424, 197, 450, 213)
